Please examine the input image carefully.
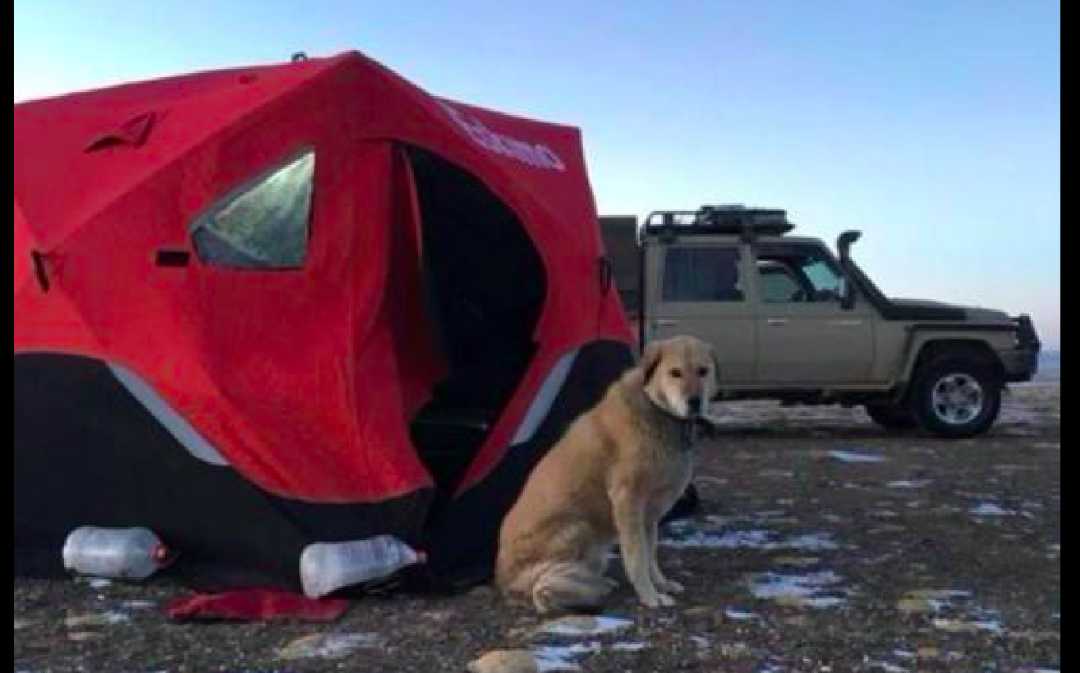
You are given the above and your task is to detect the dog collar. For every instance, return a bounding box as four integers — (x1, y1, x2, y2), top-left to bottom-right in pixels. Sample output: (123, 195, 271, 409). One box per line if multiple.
(643, 393, 699, 452)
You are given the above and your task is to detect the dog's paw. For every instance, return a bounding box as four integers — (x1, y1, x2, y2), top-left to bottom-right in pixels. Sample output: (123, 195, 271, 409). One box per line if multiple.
(640, 592, 678, 610)
(658, 579, 686, 596)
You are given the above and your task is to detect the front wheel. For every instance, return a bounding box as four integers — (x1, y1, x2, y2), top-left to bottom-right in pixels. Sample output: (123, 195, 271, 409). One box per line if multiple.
(912, 356, 1004, 440)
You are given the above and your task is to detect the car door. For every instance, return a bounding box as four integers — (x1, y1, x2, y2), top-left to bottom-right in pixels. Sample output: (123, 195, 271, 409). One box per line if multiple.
(751, 243, 877, 385)
(647, 243, 757, 386)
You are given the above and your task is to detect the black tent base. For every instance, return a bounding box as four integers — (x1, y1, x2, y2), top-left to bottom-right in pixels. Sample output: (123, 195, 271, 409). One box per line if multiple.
(15, 341, 639, 591)
(14, 354, 432, 590)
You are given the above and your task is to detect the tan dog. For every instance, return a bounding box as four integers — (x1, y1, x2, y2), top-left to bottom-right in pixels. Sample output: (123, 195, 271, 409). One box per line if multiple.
(498, 337, 720, 614)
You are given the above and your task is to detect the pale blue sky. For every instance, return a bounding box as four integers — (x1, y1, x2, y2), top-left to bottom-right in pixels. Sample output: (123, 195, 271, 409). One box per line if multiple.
(14, 0, 1062, 346)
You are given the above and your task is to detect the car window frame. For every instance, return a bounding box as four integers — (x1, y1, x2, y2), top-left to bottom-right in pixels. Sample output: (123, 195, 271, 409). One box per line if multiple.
(661, 245, 748, 306)
(753, 242, 850, 307)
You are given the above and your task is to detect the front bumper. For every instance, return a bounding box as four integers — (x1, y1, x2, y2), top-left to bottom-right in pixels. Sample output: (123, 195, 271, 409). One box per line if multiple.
(1002, 315, 1043, 383)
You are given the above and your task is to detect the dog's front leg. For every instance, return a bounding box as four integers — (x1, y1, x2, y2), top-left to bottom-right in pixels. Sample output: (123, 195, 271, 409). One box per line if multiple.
(614, 490, 675, 609)
(648, 520, 686, 596)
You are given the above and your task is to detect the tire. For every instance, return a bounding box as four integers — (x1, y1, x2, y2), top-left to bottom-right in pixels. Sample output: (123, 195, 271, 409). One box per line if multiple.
(912, 353, 1004, 440)
(866, 405, 918, 432)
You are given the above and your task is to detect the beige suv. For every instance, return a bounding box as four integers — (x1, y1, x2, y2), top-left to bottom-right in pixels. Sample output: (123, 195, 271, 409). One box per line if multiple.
(631, 207, 1042, 439)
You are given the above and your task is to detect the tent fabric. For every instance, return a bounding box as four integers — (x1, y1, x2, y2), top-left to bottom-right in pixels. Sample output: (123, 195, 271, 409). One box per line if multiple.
(15, 52, 634, 582)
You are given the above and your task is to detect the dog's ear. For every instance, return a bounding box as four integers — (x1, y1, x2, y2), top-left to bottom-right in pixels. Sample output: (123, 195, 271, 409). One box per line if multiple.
(643, 342, 664, 384)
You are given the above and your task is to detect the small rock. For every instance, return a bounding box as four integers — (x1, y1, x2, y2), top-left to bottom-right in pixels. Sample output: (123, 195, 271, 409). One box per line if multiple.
(469, 650, 542, 673)
(278, 633, 382, 661)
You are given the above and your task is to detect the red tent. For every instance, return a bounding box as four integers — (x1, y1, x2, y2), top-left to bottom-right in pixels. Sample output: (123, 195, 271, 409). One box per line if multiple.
(14, 52, 634, 586)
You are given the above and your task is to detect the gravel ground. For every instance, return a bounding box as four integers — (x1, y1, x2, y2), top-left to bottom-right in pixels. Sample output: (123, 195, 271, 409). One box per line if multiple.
(15, 384, 1061, 673)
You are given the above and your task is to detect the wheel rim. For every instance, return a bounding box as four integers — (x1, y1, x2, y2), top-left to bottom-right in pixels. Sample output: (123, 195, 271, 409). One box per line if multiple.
(932, 374, 987, 427)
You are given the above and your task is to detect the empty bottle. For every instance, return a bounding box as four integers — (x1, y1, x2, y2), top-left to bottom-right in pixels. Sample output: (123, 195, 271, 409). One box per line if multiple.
(301, 537, 427, 599)
(63, 528, 173, 582)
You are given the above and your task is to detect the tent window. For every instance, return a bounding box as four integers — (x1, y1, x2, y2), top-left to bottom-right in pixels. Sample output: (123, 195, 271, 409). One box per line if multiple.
(192, 151, 315, 270)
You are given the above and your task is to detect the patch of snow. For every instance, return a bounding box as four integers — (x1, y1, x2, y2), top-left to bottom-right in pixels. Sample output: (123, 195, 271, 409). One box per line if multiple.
(279, 633, 382, 661)
(888, 480, 932, 490)
(539, 616, 634, 638)
(534, 643, 603, 672)
(664, 525, 840, 553)
(750, 571, 849, 610)
(934, 615, 1007, 636)
(831, 450, 889, 464)
(725, 609, 762, 622)
(971, 503, 1018, 518)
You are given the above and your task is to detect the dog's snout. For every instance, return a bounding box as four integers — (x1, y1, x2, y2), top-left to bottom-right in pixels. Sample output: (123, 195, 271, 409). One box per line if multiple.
(688, 397, 704, 416)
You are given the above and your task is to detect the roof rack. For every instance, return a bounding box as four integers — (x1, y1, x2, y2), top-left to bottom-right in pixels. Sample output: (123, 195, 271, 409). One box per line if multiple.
(643, 206, 795, 242)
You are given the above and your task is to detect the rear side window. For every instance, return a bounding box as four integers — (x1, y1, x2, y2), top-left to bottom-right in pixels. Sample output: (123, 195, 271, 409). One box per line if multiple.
(192, 151, 315, 270)
(663, 248, 745, 303)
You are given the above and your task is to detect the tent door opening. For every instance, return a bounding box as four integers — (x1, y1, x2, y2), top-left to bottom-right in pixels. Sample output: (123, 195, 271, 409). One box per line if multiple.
(405, 148, 548, 497)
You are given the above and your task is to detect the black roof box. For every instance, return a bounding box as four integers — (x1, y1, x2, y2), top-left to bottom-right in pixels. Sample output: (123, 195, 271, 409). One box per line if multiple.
(644, 206, 795, 241)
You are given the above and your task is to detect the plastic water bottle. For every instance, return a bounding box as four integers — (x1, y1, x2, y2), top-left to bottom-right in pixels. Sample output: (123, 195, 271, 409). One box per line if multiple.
(63, 528, 172, 582)
(301, 537, 427, 599)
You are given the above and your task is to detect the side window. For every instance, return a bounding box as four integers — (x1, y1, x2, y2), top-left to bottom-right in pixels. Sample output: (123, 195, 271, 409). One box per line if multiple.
(758, 247, 846, 304)
(663, 248, 745, 304)
(192, 151, 315, 270)
(804, 258, 845, 298)
(759, 263, 806, 304)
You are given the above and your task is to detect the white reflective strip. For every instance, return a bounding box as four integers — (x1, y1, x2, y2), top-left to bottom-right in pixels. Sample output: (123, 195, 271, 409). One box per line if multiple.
(109, 365, 230, 468)
(512, 350, 580, 446)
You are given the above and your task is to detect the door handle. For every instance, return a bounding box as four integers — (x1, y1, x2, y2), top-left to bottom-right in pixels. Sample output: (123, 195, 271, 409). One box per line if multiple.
(656, 319, 682, 329)
(767, 318, 790, 328)
(831, 319, 866, 327)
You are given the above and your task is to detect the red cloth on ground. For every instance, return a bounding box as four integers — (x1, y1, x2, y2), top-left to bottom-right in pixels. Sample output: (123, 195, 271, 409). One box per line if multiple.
(168, 590, 351, 623)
